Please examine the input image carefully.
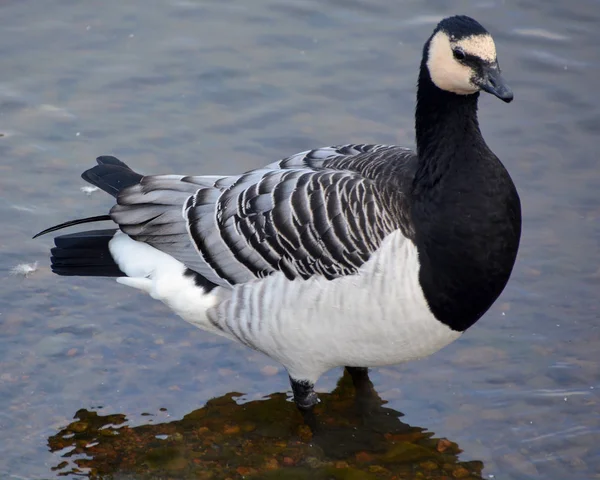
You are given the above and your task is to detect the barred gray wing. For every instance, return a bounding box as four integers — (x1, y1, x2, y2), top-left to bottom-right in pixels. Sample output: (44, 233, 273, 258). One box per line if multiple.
(110, 144, 414, 287)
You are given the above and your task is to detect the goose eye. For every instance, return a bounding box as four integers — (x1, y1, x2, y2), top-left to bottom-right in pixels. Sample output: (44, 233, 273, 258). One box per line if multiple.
(453, 48, 466, 60)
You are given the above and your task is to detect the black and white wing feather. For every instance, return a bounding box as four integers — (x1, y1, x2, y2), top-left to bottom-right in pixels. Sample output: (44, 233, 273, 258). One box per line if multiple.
(109, 144, 415, 287)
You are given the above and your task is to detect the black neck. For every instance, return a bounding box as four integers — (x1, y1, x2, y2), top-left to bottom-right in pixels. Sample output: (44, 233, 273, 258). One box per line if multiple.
(413, 56, 485, 192)
(409, 50, 521, 333)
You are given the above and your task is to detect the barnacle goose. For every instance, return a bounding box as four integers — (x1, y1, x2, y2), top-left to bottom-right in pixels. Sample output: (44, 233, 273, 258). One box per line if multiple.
(35, 15, 521, 410)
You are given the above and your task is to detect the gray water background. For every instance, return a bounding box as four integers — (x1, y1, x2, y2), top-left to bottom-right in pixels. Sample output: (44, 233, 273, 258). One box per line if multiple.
(0, 0, 599, 478)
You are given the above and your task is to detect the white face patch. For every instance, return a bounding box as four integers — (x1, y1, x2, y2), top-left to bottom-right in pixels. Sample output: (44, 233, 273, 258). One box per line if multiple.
(427, 31, 497, 95)
(456, 34, 496, 62)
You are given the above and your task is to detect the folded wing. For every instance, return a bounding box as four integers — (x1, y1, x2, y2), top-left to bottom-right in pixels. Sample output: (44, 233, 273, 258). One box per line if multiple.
(110, 144, 414, 287)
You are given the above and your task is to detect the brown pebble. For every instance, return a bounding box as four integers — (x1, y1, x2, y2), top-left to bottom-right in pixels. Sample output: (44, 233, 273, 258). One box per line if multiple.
(298, 424, 312, 442)
(241, 422, 256, 432)
(437, 438, 453, 452)
(261, 365, 280, 376)
(420, 461, 438, 471)
(452, 466, 471, 478)
(67, 348, 77, 357)
(197, 426, 210, 435)
(236, 466, 256, 476)
(223, 424, 240, 435)
(282, 456, 295, 466)
(264, 458, 279, 470)
(335, 461, 349, 469)
(195, 471, 213, 480)
(356, 451, 374, 463)
(69, 421, 88, 433)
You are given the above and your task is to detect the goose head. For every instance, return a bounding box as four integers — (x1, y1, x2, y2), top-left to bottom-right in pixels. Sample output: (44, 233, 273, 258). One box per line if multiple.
(424, 15, 513, 103)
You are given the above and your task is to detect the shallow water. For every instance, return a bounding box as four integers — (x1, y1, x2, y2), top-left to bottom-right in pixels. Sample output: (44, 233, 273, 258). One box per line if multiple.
(0, 0, 599, 478)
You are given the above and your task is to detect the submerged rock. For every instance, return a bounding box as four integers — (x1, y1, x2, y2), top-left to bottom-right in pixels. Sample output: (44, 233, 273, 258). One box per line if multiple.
(48, 371, 485, 479)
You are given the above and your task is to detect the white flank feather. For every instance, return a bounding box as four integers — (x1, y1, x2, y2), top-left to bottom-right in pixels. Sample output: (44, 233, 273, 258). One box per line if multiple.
(109, 232, 229, 337)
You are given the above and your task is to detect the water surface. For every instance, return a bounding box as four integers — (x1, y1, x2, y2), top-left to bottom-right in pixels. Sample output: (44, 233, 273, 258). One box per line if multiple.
(0, 0, 598, 478)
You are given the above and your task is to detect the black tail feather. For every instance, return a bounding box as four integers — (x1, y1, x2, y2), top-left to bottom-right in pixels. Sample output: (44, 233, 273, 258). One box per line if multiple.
(33, 215, 112, 239)
(50, 229, 123, 277)
(34, 155, 143, 239)
(35, 155, 142, 276)
(81, 156, 143, 198)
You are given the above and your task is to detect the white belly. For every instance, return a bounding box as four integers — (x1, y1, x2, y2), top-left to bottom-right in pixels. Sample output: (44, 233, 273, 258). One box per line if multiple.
(210, 230, 462, 382)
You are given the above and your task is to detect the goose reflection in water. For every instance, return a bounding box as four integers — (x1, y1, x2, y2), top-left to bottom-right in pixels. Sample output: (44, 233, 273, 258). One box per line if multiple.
(48, 370, 484, 479)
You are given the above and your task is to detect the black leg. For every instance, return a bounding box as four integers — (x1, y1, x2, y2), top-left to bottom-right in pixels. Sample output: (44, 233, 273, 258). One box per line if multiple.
(289, 376, 319, 410)
(345, 366, 381, 414)
(345, 366, 372, 391)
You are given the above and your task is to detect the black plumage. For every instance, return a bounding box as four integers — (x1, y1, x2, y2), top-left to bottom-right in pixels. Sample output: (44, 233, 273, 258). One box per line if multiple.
(50, 229, 123, 277)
